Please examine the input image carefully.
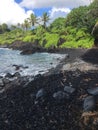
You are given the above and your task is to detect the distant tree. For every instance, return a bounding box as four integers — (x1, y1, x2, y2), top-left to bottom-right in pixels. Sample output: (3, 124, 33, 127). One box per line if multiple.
(17, 23, 21, 28)
(0, 25, 2, 33)
(65, 6, 88, 29)
(20, 23, 25, 31)
(23, 19, 30, 31)
(42, 12, 50, 29)
(2, 23, 9, 32)
(49, 17, 66, 32)
(10, 25, 17, 30)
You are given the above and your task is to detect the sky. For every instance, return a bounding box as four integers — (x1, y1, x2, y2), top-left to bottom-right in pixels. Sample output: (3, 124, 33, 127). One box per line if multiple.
(0, 0, 92, 25)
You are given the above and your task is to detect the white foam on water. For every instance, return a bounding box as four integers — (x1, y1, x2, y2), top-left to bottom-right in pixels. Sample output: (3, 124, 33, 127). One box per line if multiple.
(0, 48, 67, 76)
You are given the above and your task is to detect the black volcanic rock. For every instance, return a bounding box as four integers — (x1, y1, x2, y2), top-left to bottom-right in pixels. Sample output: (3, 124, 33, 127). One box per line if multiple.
(53, 91, 70, 100)
(83, 96, 95, 112)
(0, 47, 98, 130)
(36, 88, 46, 100)
(5, 73, 13, 78)
(20, 47, 45, 55)
(0, 79, 4, 87)
(64, 86, 76, 94)
(9, 40, 33, 50)
(87, 87, 98, 96)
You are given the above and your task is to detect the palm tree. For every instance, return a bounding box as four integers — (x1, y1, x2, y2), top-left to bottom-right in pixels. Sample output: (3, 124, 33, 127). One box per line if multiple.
(28, 13, 38, 29)
(42, 12, 50, 29)
(23, 19, 30, 31)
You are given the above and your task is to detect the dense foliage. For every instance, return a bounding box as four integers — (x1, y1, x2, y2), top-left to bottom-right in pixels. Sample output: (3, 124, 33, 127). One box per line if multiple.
(0, 0, 98, 48)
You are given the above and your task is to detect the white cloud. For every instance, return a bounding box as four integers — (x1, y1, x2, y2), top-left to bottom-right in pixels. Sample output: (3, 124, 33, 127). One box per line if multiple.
(0, 0, 33, 25)
(20, 0, 91, 22)
(0, 0, 92, 25)
(20, 0, 91, 9)
(49, 7, 71, 19)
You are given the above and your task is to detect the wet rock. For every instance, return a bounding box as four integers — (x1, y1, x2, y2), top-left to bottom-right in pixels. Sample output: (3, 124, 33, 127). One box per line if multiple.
(13, 64, 21, 70)
(0, 76, 3, 78)
(8, 77, 18, 82)
(83, 96, 95, 112)
(87, 87, 98, 96)
(20, 48, 34, 55)
(0, 88, 5, 94)
(64, 86, 76, 94)
(13, 64, 28, 70)
(13, 72, 21, 78)
(34, 74, 42, 80)
(53, 91, 69, 100)
(20, 46, 45, 55)
(0, 79, 4, 86)
(23, 66, 28, 69)
(38, 70, 44, 73)
(36, 88, 46, 100)
(3, 78, 10, 84)
(5, 73, 13, 78)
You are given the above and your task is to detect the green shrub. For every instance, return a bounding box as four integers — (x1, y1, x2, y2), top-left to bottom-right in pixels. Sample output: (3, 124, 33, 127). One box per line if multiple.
(44, 33, 59, 48)
(23, 35, 34, 42)
(61, 37, 94, 48)
(77, 38, 94, 48)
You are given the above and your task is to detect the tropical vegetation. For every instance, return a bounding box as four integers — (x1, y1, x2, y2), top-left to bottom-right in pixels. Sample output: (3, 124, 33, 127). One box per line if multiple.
(0, 0, 98, 48)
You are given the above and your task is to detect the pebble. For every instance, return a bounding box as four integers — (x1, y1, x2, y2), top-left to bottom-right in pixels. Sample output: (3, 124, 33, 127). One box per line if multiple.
(83, 96, 95, 112)
(87, 87, 98, 96)
(64, 86, 76, 94)
(36, 88, 46, 100)
(53, 91, 69, 100)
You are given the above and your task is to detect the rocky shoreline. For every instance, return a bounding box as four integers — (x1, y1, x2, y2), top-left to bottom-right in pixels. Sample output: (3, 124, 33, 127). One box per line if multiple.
(1, 69, 98, 130)
(0, 40, 87, 55)
(1, 42, 98, 129)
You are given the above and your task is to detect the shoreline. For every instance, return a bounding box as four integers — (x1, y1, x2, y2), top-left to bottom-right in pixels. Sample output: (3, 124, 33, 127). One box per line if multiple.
(1, 69, 98, 129)
(0, 40, 88, 55)
(1, 44, 98, 129)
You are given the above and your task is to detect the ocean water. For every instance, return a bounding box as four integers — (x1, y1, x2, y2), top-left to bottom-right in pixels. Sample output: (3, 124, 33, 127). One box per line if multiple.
(0, 48, 66, 76)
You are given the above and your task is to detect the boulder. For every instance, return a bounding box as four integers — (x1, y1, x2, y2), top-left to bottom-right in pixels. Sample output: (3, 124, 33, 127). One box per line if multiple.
(53, 91, 69, 100)
(13, 65, 21, 70)
(5, 73, 13, 78)
(83, 96, 95, 112)
(64, 86, 76, 94)
(36, 88, 46, 100)
(87, 87, 98, 96)
(13, 72, 21, 78)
